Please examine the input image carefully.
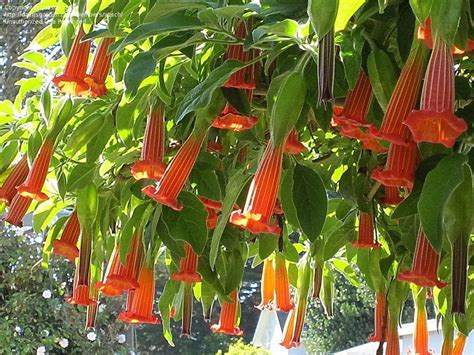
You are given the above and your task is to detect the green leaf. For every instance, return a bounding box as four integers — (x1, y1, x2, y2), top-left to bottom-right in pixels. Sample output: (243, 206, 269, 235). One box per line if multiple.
(76, 183, 98, 227)
(252, 19, 299, 42)
(145, 1, 208, 22)
(222, 248, 246, 294)
(67, 163, 97, 191)
(33, 199, 67, 233)
(86, 115, 115, 163)
(431, 0, 463, 44)
(65, 114, 104, 157)
(210, 168, 251, 269)
(367, 49, 398, 111)
(117, 14, 203, 50)
(0, 141, 19, 173)
(27, 130, 43, 167)
(335, 0, 365, 32)
(292, 164, 327, 242)
(175, 60, 244, 124)
(162, 192, 208, 255)
(409, 0, 432, 23)
(258, 233, 278, 260)
(280, 166, 300, 228)
(158, 280, 180, 346)
(124, 51, 157, 95)
(418, 154, 468, 252)
(308, 0, 339, 38)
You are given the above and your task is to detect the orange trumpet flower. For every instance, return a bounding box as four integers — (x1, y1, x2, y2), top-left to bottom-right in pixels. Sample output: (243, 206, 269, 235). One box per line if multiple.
(3, 194, 33, 227)
(212, 90, 258, 131)
(275, 253, 294, 312)
(256, 258, 275, 310)
(52, 211, 80, 261)
(369, 291, 387, 342)
(352, 212, 381, 248)
(170, 243, 202, 284)
(0, 156, 29, 205)
(280, 308, 296, 348)
(84, 37, 115, 97)
(453, 333, 467, 355)
(210, 290, 243, 336)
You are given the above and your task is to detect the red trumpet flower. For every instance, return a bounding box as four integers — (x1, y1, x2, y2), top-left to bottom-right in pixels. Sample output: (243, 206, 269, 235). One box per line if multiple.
(66, 228, 96, 306)
(52, 211, 80, 261)
(170, 243, 202, 284)
(280, 308, 296, 348)
(414, 303, 430, 355)
(404, 38, 467, 148)
(418, 18, 474, 55)
(370, 40, 428, 145)
(275, 253, 294, 312)
(85, 287, 99, 329)
(199, 196, 222, 230)
(118, 264, 160, 324)
(380, 185, 403, 206)
(17, 137, 54, 201)
(352, 212, 381, 248)
(230, 141, 283, 235)
(256, 258, 275, 310)
(371, 132, 420, 190)
(97, 233, 143, 293)
(0, 156, 29, 205)
(369, 291, 386, 342)
(142, 131, 206, 211)
(361, 137, 387, 153)
(131, 105, 166, 180)
(3, 194, 33, 227)
(333, 71, 373, 128)
(225, 21, 256, 89)
(386, 313, 400, 355)
(212, 89, 257, 131)
(210, 290, 243, 336)
(84, 37, 114, 97)
(398, 228, 447, 288)
(284, 129, 306, 154)
(453, 333, 467, 355)
(52, 25, 91, 95)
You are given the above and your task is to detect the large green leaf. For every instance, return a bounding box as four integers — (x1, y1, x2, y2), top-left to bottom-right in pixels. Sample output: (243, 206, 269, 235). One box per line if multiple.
(418, 154, 468, 252)
(335, 0, 365, 32)
(367, 49, 398, 111)
(292, 164, 327, 242)
(124, 51, 157, 95)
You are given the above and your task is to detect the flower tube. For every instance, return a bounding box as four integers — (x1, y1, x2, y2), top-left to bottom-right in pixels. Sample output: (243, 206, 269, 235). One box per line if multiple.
(170, 243, 202, 284)
(17, 137, 55, 201)
(52, 25, 91, 95)
(369, 290, 387, 342)
(370, 39, 428, 145)
(52, 211, 80, 261)
(66, 228, 96, 306)
(380, 185, 403, 206)
(453, 333, 467, 355)
(404, 37, 467, 148)
(352, 212, 381, 248)
(386, 312, 400, 355)
(224, 20, 256, 89)
(333, 70, 373, 127)
(210, 290, 243, 336)
(131, 105, 166, 180)
(0, 156, 29, 205)
(398, 227, 447, 288)
(230, 141, 283, 235)
(274, 253, 294, 312)
(2, 194, 32, 227)
(256, 258, 275, 310)
(84, 37, 114, 97)
(142, 130, 206, 211)
(85, 286, 99, 329)
(199, 196, 223, 230)
(413, 288, 430, 355)
(118, 263, 160, 324)
(280, 308, 296, 348)
(181, 283, 193, 338)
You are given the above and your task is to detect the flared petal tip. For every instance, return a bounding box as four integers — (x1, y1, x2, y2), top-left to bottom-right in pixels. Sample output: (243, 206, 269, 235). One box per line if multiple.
(397, 271, 448, 289)
(106, 276, 140, 291)
(284, 141, 306, 155)
(370, 126, 411, 146)
(95, 282, 123, 297)
(361, 139, 387, 153)
(52, 75, 89, 96)
(207, 215, 218, 230)
(52, 240, 79, 261)
(131, 160, 166, 181)
(404, 110, 467, 148)
(371, 168, 414, 190)
(212, 113, 258, 131)
(352, 241, 382, 248)
(17, 186, 48, 202)
(118, 311, 161, 324)
(142, 185, 182, 211)
(280, 340, 301, 349)
(170, 272, 202, 284)
(368, 334, 385, 342)
(84, 76, 107, 97)
(230, 210, 281, 236)
(65, 296, 97, 306)
(210, 324, 244, 336)
(199, 196, 223, 210)
(333, 115, 370, 128)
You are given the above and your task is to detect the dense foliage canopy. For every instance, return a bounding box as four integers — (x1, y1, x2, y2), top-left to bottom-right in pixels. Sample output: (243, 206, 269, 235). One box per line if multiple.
(0, 0, 473, 353)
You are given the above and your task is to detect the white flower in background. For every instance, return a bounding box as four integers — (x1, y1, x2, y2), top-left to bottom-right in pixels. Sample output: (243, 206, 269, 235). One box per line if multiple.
(87, 332, 97, 341)
(98, 304, 106, 313)
(35, 235, 43, 243)
(116, 334, 126, 344)
(59, 338, 69, 348)
(36, 346, 46, 355)
(14, 326, 21, 333)
(42, 290, 51, 299)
